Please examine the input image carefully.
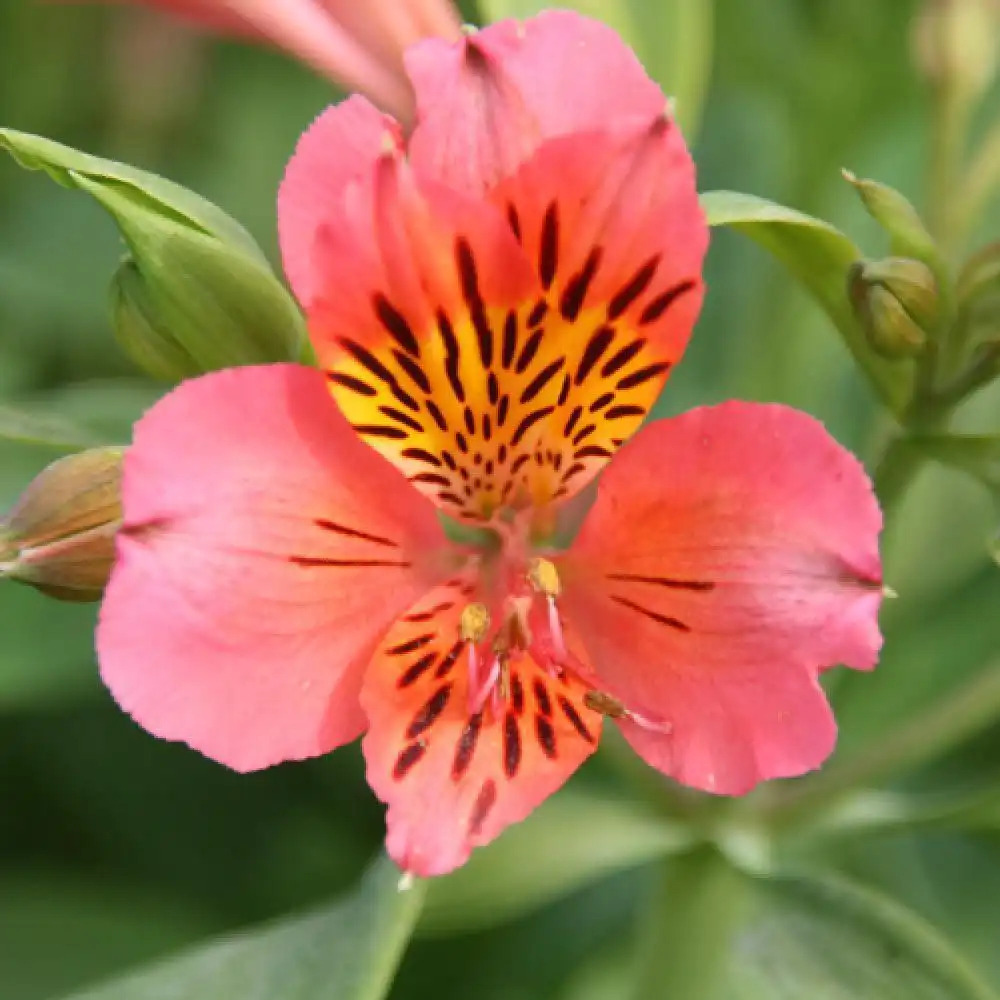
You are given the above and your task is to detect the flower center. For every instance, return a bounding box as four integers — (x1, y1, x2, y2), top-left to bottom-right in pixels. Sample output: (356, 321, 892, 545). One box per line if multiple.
(453, 524, 670, 735)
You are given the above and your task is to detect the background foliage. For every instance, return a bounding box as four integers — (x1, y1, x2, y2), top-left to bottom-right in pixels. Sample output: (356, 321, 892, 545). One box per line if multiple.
(3, 0, 1000, 997)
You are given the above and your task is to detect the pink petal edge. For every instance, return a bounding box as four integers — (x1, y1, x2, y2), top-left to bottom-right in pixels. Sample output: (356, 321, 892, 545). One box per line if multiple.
(561, 402, 884, 794)
(98, 364, 448, 772)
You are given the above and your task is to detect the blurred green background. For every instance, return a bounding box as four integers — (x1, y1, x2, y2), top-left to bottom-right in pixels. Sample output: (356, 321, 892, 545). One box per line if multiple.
(3, 1, 1000, 997)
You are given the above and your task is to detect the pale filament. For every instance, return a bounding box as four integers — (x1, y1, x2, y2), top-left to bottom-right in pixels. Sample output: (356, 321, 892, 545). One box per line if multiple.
(584, 689, 673, 735)
(546, 597, 568, 664)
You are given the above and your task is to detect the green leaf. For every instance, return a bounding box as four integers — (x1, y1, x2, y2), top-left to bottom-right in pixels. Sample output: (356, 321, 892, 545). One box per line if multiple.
(730, 873, 999, 1000)
(0, 381, 160, 454)
(768, 656, 1000, 829)
(421, 790, 693, 935)
(61, 854, 425, 1000)
(0, 405, 103, 450)
(477, 0, 713, 139)
(842, 170, 941, 268)
(570, 862, 1000, 1000)
(908, 433, 1000, 493)
(793, 783, 1000, 842)
(701, 189, 914, 414)
(906, 435, 1000, 563)
(0, 585, 100, 709)
(647, 860, 999, 1000)
(0, 870, 217, 1000)
(0, 128, 264, 261)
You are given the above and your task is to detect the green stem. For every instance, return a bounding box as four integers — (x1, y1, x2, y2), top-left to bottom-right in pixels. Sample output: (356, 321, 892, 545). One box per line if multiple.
(952, 116, 1000, 244)
(936, 340, 1000, 406)
(926, 84, 970, 261)
(871, 372, 953, 517)
(633, 848, 749, 999)
(763, 658, 1000, 830)
(872, 434, 924, 515)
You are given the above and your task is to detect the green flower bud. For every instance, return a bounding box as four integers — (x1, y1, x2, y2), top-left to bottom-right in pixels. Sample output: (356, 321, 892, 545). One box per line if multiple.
(110, 258, 204, 382)
(81, 173, 313, 382)
(858, 257, 940, 329)
(842, 170, 940, 266)
(848, 260, 930, 359)
(1, 448, 123, 602)
(0, 127, 312, 383)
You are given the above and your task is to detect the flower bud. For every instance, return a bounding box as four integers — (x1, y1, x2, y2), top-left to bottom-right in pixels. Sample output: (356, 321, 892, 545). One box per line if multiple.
(110, 258, 204, 382)
(842, 170, 939, 266)
(848, 259, 932, 358)
(859, 257, 940, 328)
(913, 0, 999, 105)
(1, 127, 312, 383)
(88, 184, 312, 380)
(1, 448, 123, 602)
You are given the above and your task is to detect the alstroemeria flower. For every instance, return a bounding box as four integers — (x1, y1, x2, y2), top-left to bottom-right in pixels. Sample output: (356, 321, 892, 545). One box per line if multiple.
(97, 11, 884, 877)
(77, 0, 462, 120)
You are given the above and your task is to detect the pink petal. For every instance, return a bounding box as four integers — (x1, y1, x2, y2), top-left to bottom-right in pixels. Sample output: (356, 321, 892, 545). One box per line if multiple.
(361, 584, 600, 876)
(74, 0, 415, 117)
(318, 0, 461, 77)
(280, 103, 706, 520)
(278, 96, 403, 309)
(97, 364, 450, 772)
(560, 402, 884, 794)
(405, 10, 666, 195)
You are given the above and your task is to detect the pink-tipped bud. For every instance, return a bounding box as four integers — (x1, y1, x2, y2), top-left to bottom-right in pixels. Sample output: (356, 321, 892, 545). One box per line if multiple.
(76, 0, 464, 123)
(1, 448, 124, 602)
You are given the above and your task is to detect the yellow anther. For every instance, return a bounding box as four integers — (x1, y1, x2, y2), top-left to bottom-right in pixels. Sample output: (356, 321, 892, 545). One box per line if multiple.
(528, 557, 561, 599)
(584, 690, 626, 719)
(459, 602, 491, 644)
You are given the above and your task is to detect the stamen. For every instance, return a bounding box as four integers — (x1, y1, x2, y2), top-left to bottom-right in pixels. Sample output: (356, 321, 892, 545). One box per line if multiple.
(461, 602, 493, 714)
(546, 597, 568, 664)
(527, 558, 567, 663)
(584, 690, 626, 718)
(469, 653, 501, 715)
(584, 689, 672, 735)
(527, 556, 561, 598)
(459, 602, 491, 643)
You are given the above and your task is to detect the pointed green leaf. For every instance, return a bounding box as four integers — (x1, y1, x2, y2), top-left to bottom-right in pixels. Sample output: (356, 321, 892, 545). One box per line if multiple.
(0, 405, 103, 450)
(0, 381, 161, 453)
(61, 854, 425, 1000)
(701, 189, 914, 414)
(842, 170, 941, 267)
(421, 791, 693, 935)
(0, 128, 264, 261)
